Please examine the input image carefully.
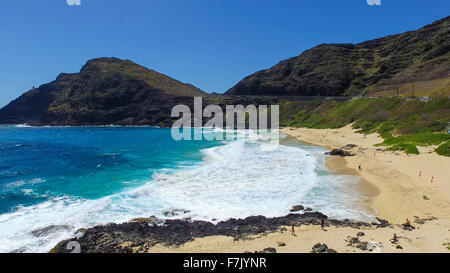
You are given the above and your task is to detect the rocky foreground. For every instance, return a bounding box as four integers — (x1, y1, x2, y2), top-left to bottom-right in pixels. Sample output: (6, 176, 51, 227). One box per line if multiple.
(51, 211, 390, 253)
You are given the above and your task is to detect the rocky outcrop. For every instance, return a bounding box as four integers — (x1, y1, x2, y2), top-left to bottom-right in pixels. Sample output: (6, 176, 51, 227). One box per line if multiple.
(345, 233, 382, 252)
(51, 212, 388, 253)
(325, 149, 355, 157)
(262, 247, 277, 253)
(312, 243, 337, 253)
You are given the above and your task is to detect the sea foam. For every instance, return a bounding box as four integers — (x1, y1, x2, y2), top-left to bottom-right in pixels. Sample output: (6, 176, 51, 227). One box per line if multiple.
(0, 131, 374, 253)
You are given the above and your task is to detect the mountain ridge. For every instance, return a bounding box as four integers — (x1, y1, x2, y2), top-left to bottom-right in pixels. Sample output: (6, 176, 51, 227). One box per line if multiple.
(225, 16, 450, 97)
(0, 57, 206, 126)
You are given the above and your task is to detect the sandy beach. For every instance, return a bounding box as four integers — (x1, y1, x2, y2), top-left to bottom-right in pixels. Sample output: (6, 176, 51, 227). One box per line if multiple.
(149, 126, 450, 253)
(282, 125, 450, 223)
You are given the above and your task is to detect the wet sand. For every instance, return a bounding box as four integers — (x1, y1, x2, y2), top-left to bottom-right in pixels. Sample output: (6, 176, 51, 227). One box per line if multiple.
(325, 156, 380, 218)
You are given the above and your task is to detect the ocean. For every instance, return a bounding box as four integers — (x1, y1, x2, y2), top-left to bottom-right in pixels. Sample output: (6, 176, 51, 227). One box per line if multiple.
(0, 126, 375, 252)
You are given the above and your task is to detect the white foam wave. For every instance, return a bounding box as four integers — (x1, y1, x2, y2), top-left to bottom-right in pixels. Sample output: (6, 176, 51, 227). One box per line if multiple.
(0, 132, 375, 252)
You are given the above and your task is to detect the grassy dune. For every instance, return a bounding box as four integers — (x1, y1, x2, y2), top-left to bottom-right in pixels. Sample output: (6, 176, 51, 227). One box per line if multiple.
(279, 97, 450, 156)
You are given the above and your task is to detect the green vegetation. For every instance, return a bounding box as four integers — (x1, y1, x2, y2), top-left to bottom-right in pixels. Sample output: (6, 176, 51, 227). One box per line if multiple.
(280, 97, 450, 156)
(436, 141, 450, 157)
(387, 144, 420, 155)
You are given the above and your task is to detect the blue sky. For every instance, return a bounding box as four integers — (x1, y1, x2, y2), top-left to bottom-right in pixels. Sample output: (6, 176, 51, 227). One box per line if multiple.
(0, 0, 449, 107)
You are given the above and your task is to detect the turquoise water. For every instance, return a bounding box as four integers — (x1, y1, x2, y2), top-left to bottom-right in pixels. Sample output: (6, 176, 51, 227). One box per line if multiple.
(0, 126, 222, 213)
(0, 126, 374, 252)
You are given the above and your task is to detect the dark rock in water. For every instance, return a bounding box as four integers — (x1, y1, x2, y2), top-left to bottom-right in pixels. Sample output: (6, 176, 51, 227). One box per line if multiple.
(32, 225, 72, 237)
(325, 149, 355, 157)
(305, 207, 313, 212)
(163, 209, 191, 217)
(290, 205, 304, 212)
(357, 232, 365, 237)
(262, 247, 277, 253)
(163, 211, 176, 217)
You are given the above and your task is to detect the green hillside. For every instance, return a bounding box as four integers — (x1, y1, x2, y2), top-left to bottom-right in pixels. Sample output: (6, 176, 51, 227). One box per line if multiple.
(279, 98, 450, 156)
(0, 58, 206, 126)
(226, 16, 450, 97)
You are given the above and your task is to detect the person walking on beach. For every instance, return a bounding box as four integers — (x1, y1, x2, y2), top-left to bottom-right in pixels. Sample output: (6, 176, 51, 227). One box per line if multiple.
(431, 176, 434, 183)
(291, 225, 296, 236)
(320, 219, 325, 231)
(419, 170, 422, 179)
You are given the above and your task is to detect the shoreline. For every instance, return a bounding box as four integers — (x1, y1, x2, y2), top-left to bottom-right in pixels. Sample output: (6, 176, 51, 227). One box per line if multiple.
(282, 134, 380, 221)
(49, 126, 450, 253)
(148, 126, 450, 253)
(324, 156, 380, 219)
(280, 125, 450, 224)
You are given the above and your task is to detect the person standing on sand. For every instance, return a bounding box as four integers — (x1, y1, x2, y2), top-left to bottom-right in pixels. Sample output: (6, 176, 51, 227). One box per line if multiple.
(291, 225, 296, 236)
(419, 170, 422, 179)
(431, 176, 434, 183)
(320, 219, 325, 230)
